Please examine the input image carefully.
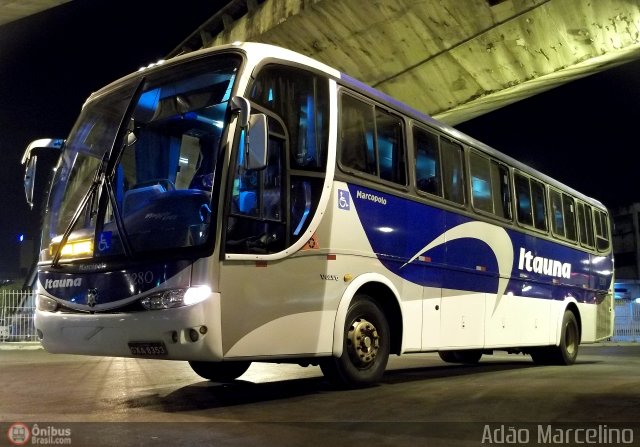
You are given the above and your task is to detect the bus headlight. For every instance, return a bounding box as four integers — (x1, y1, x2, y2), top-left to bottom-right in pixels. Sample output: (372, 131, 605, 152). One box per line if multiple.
(140, 286, 211, 310)
(183, 286, 211, 305)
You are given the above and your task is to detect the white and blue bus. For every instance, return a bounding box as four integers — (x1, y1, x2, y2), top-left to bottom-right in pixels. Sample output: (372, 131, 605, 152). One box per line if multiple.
(23, 42, 614, 387)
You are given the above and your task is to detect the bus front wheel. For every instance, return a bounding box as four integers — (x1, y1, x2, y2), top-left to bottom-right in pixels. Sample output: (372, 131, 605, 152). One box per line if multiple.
(188, 361, 251, 382)
(320, 295, 390, 388)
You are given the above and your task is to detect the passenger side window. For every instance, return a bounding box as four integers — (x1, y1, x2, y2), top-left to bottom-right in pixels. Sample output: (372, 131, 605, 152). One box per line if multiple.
(376, 109, 406, 184)
(562, 194, 577, 241)
(514, 174, 532, 226)
(577, 202, 595, 248)
(531, 180, 547, 230)
(550, 189, 565, 237)
(340, 95, 377, 175)
(549, 189, 577, 242)
(441, 139, 465, 204)
(340, 93, 406, 185)
(469, 152, 493, 214)
(594, 209, 610, 251)
(469, 151, 511, 219)
(414, 127, 441, 196)
(514, 172, 547, 231)
(414, 127, 465, 205)
(495, 163, 512, 219)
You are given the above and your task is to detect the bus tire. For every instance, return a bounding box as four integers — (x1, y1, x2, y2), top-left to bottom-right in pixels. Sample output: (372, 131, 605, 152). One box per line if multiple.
(531, 310, 579, 366)
(188, 361, 251, 382)
(320, 295, 390, 388)
(439, 350, 483, 364)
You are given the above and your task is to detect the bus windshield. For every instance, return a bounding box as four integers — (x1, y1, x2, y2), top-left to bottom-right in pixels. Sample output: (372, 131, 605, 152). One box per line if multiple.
(41, 54, 242, 262)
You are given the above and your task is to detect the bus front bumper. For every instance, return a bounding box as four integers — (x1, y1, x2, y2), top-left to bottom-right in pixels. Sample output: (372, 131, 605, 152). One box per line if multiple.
(34, 292, 223, 361)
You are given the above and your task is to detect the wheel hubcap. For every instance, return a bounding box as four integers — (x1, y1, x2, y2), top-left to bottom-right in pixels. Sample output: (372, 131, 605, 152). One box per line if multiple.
(347, 318, 380, 367)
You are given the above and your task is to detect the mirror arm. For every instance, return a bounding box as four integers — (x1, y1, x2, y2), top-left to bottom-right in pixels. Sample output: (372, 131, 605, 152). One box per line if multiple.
(21, 138, 65, 166)
(230, 96, 250, 128)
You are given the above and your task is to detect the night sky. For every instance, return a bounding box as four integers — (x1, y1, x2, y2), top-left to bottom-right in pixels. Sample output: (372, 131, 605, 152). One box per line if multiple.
(0, 0, 638, 278)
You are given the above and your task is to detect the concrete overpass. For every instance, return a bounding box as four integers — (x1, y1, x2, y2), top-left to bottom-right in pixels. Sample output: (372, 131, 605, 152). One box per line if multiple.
(0, 0, 70, 27)
(168, 0, 640, 125)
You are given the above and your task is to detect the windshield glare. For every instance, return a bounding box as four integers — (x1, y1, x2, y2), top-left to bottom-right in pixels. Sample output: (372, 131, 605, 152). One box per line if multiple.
(41, 55, 241, 262)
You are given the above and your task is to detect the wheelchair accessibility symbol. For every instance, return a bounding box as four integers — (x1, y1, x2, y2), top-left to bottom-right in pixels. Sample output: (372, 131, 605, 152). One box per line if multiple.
(338, 189, 350, 210)
(98, 231, 112, 253)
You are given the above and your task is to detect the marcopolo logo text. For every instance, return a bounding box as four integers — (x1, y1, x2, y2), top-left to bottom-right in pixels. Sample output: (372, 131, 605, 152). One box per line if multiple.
(355, 190, 387, 205)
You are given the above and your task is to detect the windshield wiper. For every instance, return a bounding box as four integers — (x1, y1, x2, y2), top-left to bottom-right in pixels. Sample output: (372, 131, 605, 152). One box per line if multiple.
(51, 153, 109, 268)
(51, 78, 146, 267)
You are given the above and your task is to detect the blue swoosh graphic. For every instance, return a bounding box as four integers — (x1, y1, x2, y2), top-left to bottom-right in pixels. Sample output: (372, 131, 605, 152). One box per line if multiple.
(402, 221, 513, 314)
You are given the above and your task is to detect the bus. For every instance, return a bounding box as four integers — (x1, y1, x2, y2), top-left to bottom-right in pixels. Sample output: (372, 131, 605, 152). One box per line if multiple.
(22, 42, 614, 387)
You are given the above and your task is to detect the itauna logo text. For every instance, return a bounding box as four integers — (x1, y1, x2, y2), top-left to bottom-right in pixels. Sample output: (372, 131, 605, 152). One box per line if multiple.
(44, 278, 83, 289)
(517, 248, 571, 279)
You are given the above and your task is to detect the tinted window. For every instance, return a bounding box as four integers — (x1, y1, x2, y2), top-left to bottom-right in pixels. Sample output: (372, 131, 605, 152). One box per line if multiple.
(515, 174, 533, 227)
(550, 189, 566, 237)
(594, 209, 610, 251)
(250, 65, 329, 171)
(376, 109, 406, 184)
(339, 93, 406, 185)
(515, 172, 547, 231)
(470, 152, 493, 214)
(577, 202, 595, 248)
(441, 139, 464, 204)
(562, 194, 577, 241)
(531, 179, 547, 231)
(414, 128, 441, 196)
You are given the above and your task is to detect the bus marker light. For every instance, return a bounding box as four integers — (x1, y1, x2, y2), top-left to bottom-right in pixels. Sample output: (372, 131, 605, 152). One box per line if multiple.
(344, 274, 353, 282)
(327, 254, 336, 261)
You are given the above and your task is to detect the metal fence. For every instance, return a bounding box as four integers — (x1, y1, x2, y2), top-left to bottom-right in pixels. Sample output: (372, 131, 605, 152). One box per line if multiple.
(0, 290, 37, 342)
(613, 300, 640, 342)
(0, 290, 638, 343)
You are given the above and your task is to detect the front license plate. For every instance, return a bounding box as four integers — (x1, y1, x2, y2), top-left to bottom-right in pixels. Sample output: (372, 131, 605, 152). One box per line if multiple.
(128, 341, 168, 357)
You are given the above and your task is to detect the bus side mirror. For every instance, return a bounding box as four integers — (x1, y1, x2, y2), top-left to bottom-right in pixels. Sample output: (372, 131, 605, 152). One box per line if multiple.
(24, 157, 37, 209)
(245, 114, 268, 171)
(22, 138, 64, 209)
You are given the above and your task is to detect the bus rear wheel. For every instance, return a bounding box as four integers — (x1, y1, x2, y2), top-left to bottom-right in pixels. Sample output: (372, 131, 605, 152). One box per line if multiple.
(188, 361, 251, 382)
(531, 310, 579, 365)
(320, 295, 390, 388)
